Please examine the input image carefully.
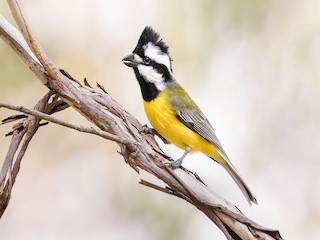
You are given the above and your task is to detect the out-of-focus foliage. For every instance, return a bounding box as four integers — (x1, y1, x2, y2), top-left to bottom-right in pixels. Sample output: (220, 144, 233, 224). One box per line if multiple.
(1, 0, 319, 239)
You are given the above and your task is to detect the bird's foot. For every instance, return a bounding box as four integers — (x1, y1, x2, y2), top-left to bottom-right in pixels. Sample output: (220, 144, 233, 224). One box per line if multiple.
(165, 147, 190, 168)
(140, 124, 169, 144)
(140, 124, 155, 135)
(165, 157, 183, 169)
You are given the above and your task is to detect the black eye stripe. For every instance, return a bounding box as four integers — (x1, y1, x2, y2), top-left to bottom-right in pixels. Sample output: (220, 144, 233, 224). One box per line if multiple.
(149, 61, 171, 81)
(136, 51, 172, 79)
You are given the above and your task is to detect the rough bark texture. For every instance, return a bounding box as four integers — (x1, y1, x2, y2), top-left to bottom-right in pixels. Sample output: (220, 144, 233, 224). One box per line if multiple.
(0, 1, 282, 239)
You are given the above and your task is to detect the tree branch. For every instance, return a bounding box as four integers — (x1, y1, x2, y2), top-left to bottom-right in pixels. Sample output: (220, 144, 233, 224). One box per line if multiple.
(0, 1, 282, 239)
(0, 101, 133, 146)
(0, 91, 52, 216)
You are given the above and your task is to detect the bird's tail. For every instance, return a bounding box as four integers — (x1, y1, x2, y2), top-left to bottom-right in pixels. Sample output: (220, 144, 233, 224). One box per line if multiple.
(220, 160, 257, 205)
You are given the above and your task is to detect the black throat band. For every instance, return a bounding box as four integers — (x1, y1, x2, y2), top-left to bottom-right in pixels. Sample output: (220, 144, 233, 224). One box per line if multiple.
(134, 69, 159, 102)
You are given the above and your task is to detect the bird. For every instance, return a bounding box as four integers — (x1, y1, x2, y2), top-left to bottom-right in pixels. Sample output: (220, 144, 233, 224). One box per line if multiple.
(122, 26, 257, 205)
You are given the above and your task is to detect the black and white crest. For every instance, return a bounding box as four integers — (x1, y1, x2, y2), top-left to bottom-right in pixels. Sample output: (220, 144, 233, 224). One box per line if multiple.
(133, 26, 169, 57)
(132, 26, 173, 74)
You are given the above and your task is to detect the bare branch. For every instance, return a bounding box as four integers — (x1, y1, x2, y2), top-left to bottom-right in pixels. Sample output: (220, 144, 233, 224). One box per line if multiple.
(7, 0, 61, 79)
(139, 179, 178, 198)
(0, 92, 53, 217)
(0, 101, 133, 146)
(0, 14, 45, 83)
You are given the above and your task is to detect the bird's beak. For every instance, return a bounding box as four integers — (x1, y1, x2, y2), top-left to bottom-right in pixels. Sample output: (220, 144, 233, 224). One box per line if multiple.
(122, 54, 139, 68)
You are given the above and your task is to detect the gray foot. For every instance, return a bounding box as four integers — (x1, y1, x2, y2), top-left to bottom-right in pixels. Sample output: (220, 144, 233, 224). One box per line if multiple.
(166, 157, 183, 168)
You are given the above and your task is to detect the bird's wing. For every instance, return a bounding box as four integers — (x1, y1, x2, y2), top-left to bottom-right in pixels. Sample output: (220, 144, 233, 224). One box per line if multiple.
(167, 83, 229, 160)
(175, 109, 228, 159)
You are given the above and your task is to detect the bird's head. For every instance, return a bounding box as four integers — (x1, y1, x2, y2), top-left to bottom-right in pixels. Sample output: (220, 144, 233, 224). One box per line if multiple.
(122, 26, 173, 92)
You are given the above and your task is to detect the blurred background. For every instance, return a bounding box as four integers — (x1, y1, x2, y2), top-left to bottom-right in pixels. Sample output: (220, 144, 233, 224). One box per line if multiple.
(1, 0, 319, 239)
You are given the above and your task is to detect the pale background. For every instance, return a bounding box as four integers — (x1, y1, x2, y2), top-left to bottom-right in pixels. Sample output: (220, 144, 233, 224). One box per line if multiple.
(0, 0, 319, 239)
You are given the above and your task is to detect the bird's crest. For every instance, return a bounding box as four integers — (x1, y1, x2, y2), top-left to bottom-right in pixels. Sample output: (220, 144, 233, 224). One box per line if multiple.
(133, 26, 169, 56)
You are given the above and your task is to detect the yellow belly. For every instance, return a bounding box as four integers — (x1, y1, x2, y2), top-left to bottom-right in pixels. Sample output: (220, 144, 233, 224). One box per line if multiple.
(143, 91, 224, 162)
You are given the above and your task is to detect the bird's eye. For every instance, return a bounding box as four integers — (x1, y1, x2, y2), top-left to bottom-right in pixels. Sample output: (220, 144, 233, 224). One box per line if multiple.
(144, 57, 151, 64)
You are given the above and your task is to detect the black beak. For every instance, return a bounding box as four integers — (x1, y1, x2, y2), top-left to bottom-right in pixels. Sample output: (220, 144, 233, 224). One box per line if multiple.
(122, 54, 139, 68)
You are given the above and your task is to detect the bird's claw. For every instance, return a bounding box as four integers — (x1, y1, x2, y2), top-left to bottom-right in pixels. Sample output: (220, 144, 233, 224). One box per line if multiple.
(140, 124, 170, 144)
(165, 158, 183, 169)
(139, 124, 155, 135)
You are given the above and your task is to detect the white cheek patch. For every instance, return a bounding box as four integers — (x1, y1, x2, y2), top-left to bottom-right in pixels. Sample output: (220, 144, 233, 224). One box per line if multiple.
(138, 65, 166, 90)
(144, 43, 172, 73)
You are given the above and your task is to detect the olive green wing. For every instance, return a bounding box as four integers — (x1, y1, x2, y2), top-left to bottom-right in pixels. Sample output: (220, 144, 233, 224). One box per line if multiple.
(176, 110, 228, 157)
(168, 85, 228, 159)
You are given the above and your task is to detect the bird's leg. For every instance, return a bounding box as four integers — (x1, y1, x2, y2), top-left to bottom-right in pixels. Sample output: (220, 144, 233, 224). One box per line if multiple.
(140, 124, 169, 144)
(167, 147, 190, 168)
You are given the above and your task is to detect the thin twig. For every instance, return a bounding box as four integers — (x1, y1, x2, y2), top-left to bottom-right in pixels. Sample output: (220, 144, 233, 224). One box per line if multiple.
(0, 101, 133, 146)
(139, 179, 176, 196)
(7, 0, 62, 79)
(0, 125, 26, 184)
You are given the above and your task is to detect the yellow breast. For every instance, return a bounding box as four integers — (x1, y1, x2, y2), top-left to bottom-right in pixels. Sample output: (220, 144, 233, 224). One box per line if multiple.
(143, 90, 223, 161)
